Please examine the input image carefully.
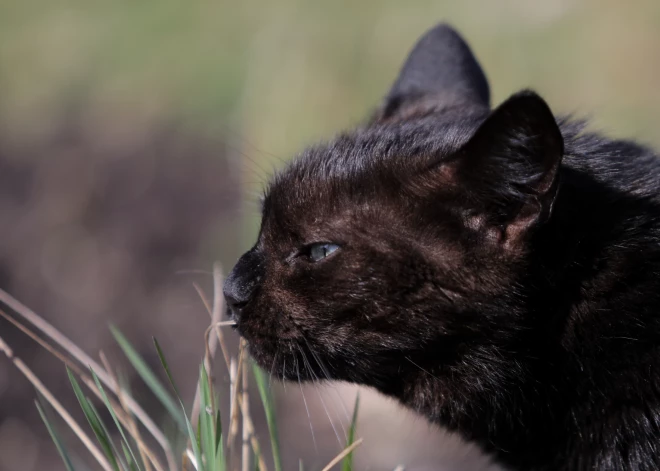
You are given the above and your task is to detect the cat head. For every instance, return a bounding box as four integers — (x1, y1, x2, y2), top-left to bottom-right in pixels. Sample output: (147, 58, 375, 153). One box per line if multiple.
(224, 24, 563, 389)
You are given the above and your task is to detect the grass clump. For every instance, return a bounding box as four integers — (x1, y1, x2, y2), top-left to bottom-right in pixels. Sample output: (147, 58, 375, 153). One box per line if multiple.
(0, 263, 367, 471)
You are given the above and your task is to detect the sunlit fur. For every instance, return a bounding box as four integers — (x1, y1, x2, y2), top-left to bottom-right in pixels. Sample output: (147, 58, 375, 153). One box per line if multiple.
(224, 24, 660, 470)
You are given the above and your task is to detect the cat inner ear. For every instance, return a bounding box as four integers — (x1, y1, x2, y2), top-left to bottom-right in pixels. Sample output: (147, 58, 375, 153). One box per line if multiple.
(375, 23, 490, 122)
(450, 91, 564, 247)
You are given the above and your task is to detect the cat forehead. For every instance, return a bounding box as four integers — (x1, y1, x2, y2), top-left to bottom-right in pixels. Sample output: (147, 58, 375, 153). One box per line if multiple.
(266, 115, 483, 207)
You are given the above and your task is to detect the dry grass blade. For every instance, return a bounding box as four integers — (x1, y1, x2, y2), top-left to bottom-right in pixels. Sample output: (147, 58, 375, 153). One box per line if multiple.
(184, 449, 197, 470)
(241, 352, 250, 471)
(0, 332, 114, 471)
(0, 289, 178, 471)
(190, 281, 223, 430)
(227, 357, 238, 467)
(320, 439, 364, 471)
(0, 308, 82, 376)
(100, 351, 158, 471)
(229, 363, 268, 469)
(207, 321, 237, 328)
(227, 345, 245, 449)
(192, 320, 235, 421)
(239, 378, 268, 471)
(192, 263, 231, 368)
(211, 262, 229, 364)
(194, 270, 268, 471)
(225, 341, 266, 471)
(0, 308, 165, 471)
(190, 264, 235, 443)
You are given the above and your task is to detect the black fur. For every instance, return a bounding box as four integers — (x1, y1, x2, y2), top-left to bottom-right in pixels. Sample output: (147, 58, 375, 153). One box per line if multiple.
(224, 23, 660, 470)
(380, 24, 490, 119)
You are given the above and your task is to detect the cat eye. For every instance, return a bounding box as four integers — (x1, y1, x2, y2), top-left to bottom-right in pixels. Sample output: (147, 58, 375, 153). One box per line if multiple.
(307, 243, 340, 262)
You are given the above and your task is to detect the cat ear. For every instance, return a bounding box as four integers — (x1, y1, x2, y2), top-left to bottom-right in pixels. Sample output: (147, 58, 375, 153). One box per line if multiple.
(376, 23, 490, 121)
(452, 91, 564, 244)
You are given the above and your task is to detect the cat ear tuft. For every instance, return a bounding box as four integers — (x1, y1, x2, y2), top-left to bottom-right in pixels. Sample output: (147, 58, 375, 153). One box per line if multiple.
(376, 23, 490, 122)
(453, 91, 564, 244)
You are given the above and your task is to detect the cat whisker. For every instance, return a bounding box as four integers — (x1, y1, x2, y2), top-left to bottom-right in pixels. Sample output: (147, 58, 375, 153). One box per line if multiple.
(282, 354, 287, 392)
(330, 387, 352, 425)
(296, 354, 317, 451)
(303, 338, 332, 381)
(269, 346, 280, 387)
(405, 355, 440, 380)
(301, 339, 352, 424)
(222, 125, 289, 168)
(299, 345, 345, 446)
(173, 269, 215, 276)
(226, 145, 271, 180)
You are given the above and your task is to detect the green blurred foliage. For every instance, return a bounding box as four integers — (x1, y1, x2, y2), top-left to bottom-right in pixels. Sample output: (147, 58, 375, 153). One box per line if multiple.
(1, 0, 660, 231)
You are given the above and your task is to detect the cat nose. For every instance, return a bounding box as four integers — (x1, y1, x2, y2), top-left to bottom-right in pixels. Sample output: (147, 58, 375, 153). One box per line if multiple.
(223, 284, 251, 316)
(223, 273, 255, 320)
(223, 249, 263, 320)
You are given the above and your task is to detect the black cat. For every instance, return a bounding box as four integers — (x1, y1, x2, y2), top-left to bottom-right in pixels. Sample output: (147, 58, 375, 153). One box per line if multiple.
(224, 24, 660, 470)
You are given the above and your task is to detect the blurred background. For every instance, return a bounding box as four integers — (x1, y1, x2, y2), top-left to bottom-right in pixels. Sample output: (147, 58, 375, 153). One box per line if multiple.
(0, 0, 659, 470)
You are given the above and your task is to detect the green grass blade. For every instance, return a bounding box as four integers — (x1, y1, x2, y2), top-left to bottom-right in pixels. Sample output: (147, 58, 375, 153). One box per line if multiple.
(184, 414, 204, 471)
(341, 393, 360, 471)
(110, 325, 186, 431)
(252, 363, 282, 471)
(152, 337, 182, 397)
(153, 338, 204, 471)
(90, 369, 143, 471)
(67, 368, 120, 471)
(199, 364, 222, 471)
(87, 401, 129, 471)
(121, 442, 140, 471)
(214, 409, 223, 456)
(35, 398, 77, 471)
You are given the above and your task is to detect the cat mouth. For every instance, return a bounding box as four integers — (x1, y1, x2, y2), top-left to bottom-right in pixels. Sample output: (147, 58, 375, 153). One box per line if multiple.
(227, 303, 331, 382)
